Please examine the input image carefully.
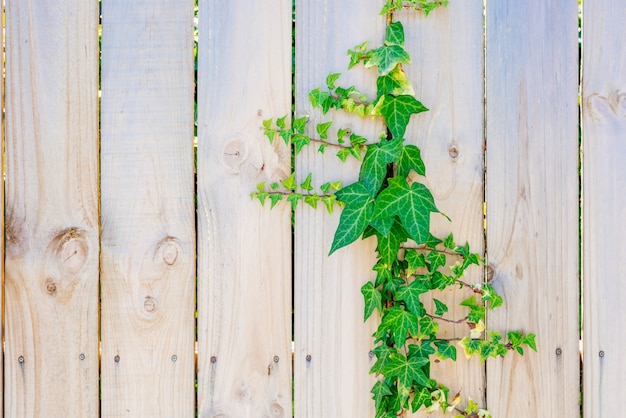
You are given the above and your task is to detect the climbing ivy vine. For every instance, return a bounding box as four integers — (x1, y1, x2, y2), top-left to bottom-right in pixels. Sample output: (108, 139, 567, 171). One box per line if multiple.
(252, 1, 536, 416)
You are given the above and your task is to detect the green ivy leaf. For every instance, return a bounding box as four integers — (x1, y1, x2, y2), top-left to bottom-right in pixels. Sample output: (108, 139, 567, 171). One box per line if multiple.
(433, 298, 448, 316)
(378, 95, 429, 139)
(418, 316, 438, 338)
(434, 340, 457, 361)
(431, 271, 455, 290)
(292, 134, 311, 155)
(385, 21, 405, 47)
(397, 144, 426, 178)
(371, 380, 393, 410)
(293, 115, 308, 133)
(443, 233, 455, 249)
(411, 387, 433, 413)
(360, 138, 403, 196)
(365, 44, 411, 76)
(426, 251, 446, 272)
(382, 352, 431, 405)
(395, 280, 429, 318)
(372, 177, 439, 245)
(482, 284, 504, 309)
(408, 341, 436, 359)
(374, 221, 405, 265)
(300, 173, 314, 191)
(361, 282, 383, 321)
(269, 193, 282, 208)
(304, 194, 320, 209)
(380, 306, 419, 347)
(371, 343, 396, 375)
(316, 121, 333, 140)
(405, 249, 427, 274)
(523, 334, 538, 352)
(377, 67, 415, 98)
(281, 173, 297, 190)
(286, 193, 302, 209)
(326, 72, 341, 90)
(321, 195, 336, 214)
(330, 182, 372, 254)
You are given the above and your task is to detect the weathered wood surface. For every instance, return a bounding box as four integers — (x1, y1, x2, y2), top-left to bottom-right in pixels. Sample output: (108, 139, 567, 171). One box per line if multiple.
(582, 0, 626, 416)
(4, 0, 100, 416)
(100, 0, 196, 416)
(294, 0, 384, 416)
(401, 2, 486, 413)
(196, 0, 293, 416)
(486, 1, 580, 416)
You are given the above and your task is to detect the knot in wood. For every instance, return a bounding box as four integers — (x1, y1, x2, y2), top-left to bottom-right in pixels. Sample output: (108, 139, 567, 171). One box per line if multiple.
(143, 296, 158, 313)
(221, 138, 249, 174)
(155, 237, 181, 266)
(55, 227, 88, 275)
(45, 278, 58, 295)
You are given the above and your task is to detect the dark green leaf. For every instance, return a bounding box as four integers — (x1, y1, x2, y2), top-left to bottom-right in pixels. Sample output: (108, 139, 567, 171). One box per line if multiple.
(426, 251, 446, 272)
(385, 21, 405, 47)
(382, 353, 431, 404)
(360, 138, 403, 196)
(286, 193, 302, 209)
(418, 316, 438, 338)
(433, 299, 448, 316)
(269, 193, 282, 208)
(434, 340, 457, 361)
(397, 144, 426, 177)
(395, 280, 429, 317)
(377, 67, 415, 97)
(361, 282, 382, 321)
(372, 177, 439, 244)
(443, 233, 455, 249)
(371, 380, 392, 409)
(381, 306, 419, 346)
(408, 341, 436, 359)
(330, 182, 372, 254)
(378, 95, 428, 139)
(411, 387, 432, 412)
(369, 217, 395, 236)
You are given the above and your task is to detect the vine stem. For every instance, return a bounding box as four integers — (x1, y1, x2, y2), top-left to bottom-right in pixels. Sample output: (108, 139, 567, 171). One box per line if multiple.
(426, 313, 469, 324)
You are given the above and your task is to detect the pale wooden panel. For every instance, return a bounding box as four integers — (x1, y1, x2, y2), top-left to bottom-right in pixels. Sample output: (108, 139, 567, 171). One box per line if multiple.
(100, 1, 196, 416)
(294, 0, 384, 416)
(196, 0, 292, 416)
(401, 2, 486, 413)
(485, 1, 580, 416)
(582, 0, 626, 416)
(4, 0, 100, 416)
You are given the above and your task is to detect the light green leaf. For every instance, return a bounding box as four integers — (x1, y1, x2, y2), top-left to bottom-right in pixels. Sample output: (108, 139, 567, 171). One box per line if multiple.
(360, 138, 403, 196)
(300, 173, 314, 191)
(281, 173, 297, 190)
(379, 95, 429, 139)
(322, 195, 336, 214)
(377, 67, 415, 97)
(269, 193, 282, 208)
(372, 177, 439, 244)
(286, 193, 302, 209)
(361, 282, 383, 321)
(316, 121, 333, 139)
(326, 72, 341, 89)
(304, 194, 320, 209)
(330, 182, 372, 254)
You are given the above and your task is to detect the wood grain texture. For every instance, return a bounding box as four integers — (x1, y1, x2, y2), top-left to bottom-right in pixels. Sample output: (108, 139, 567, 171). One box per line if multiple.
(401, 2, 486, 413)
(485, 1, 580, 416)
(196, 1, 293, 416)
(582, 0, 626, 416)
(294, 0, 384, 416)
(4, 0, 100, 416)
(100, 1, 196, 416)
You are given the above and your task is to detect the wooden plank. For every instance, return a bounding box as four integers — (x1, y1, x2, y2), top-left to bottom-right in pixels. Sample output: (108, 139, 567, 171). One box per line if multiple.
(100, 1, 196, 416)
(195, 1, 293, 416)
(582, 0, 626, 416)
(401, 2, 487, 413)
(4, 0, 100, 416)
(294, 0, 384, 416)
(485, 1, 580, 416)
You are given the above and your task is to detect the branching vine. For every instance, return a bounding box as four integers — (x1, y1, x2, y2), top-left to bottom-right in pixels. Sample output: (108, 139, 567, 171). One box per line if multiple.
(252, 1, 536, 416)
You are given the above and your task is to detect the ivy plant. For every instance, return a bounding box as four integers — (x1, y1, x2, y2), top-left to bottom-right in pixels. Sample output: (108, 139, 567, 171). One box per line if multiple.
(252, 1, 536, 417)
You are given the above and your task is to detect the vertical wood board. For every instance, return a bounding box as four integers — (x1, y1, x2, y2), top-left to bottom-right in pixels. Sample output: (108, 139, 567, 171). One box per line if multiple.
(100, 0, 196, 416)
(4, 0, 100, 416)
(401, 1, 486, 413)
(485, 1, 580, 416)
(294, 0, 384, 416)
(196, 0, 293, 416)
(582, 0, 626, 416)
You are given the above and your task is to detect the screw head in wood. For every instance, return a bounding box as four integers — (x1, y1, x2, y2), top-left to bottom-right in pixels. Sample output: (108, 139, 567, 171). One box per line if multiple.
(368, 351, 375, 358)
(273, 356, 279, 363)
(555, 348, 562, 356)
(305, 354, 312, 362)
(210, 356, 217, 363)
(18, 356, 24, 364)
(599, 351, 605, 357)
(171, 355, 177, 362)
(79, 353, 86, 360)
(114, 355, 120, 363)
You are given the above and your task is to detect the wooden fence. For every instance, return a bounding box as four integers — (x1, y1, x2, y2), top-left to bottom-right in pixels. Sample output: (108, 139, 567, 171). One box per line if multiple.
(0, 0, 623, 416)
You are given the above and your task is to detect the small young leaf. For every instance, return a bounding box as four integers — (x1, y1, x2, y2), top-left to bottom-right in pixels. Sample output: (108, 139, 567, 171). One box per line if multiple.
(433, 299, 448, 316)
(281, 173, 297, 191)
(286, 193, 302, 209)
(426, 251, 446, 272)
(269, 193, 282, 208)
(316, 121, 333, 139)
(300, 173, 314, 191)
(322, 195, 336, 214)
(326, 72, 341, 89)
(336, 148, 351, 162)
(443, 233, 455, 249)
(361, 282, 383, 321)
(292, 134, 311, 155)
(292, 115, 308, 133)
(304, 194, 320, 209)
(318, 143, 328, 154)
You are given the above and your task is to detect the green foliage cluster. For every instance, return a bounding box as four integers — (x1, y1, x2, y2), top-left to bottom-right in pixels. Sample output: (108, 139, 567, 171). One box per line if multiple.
(252, 1, 536, 416)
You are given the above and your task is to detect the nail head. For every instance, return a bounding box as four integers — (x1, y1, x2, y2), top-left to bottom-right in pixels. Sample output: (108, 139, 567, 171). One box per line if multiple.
(114, 355, 120, 363)
(555, 348, 562, 356)
(171, 355, 177, 362)
(18, 356, 24, 364)
(305, 354, 312, 362)
(273, 356, 280, 363)
(599, 350, 605, 357)
(368, 351, 375, 358)
(210, 356, 217, 363)
(79, 353, 86, 360)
